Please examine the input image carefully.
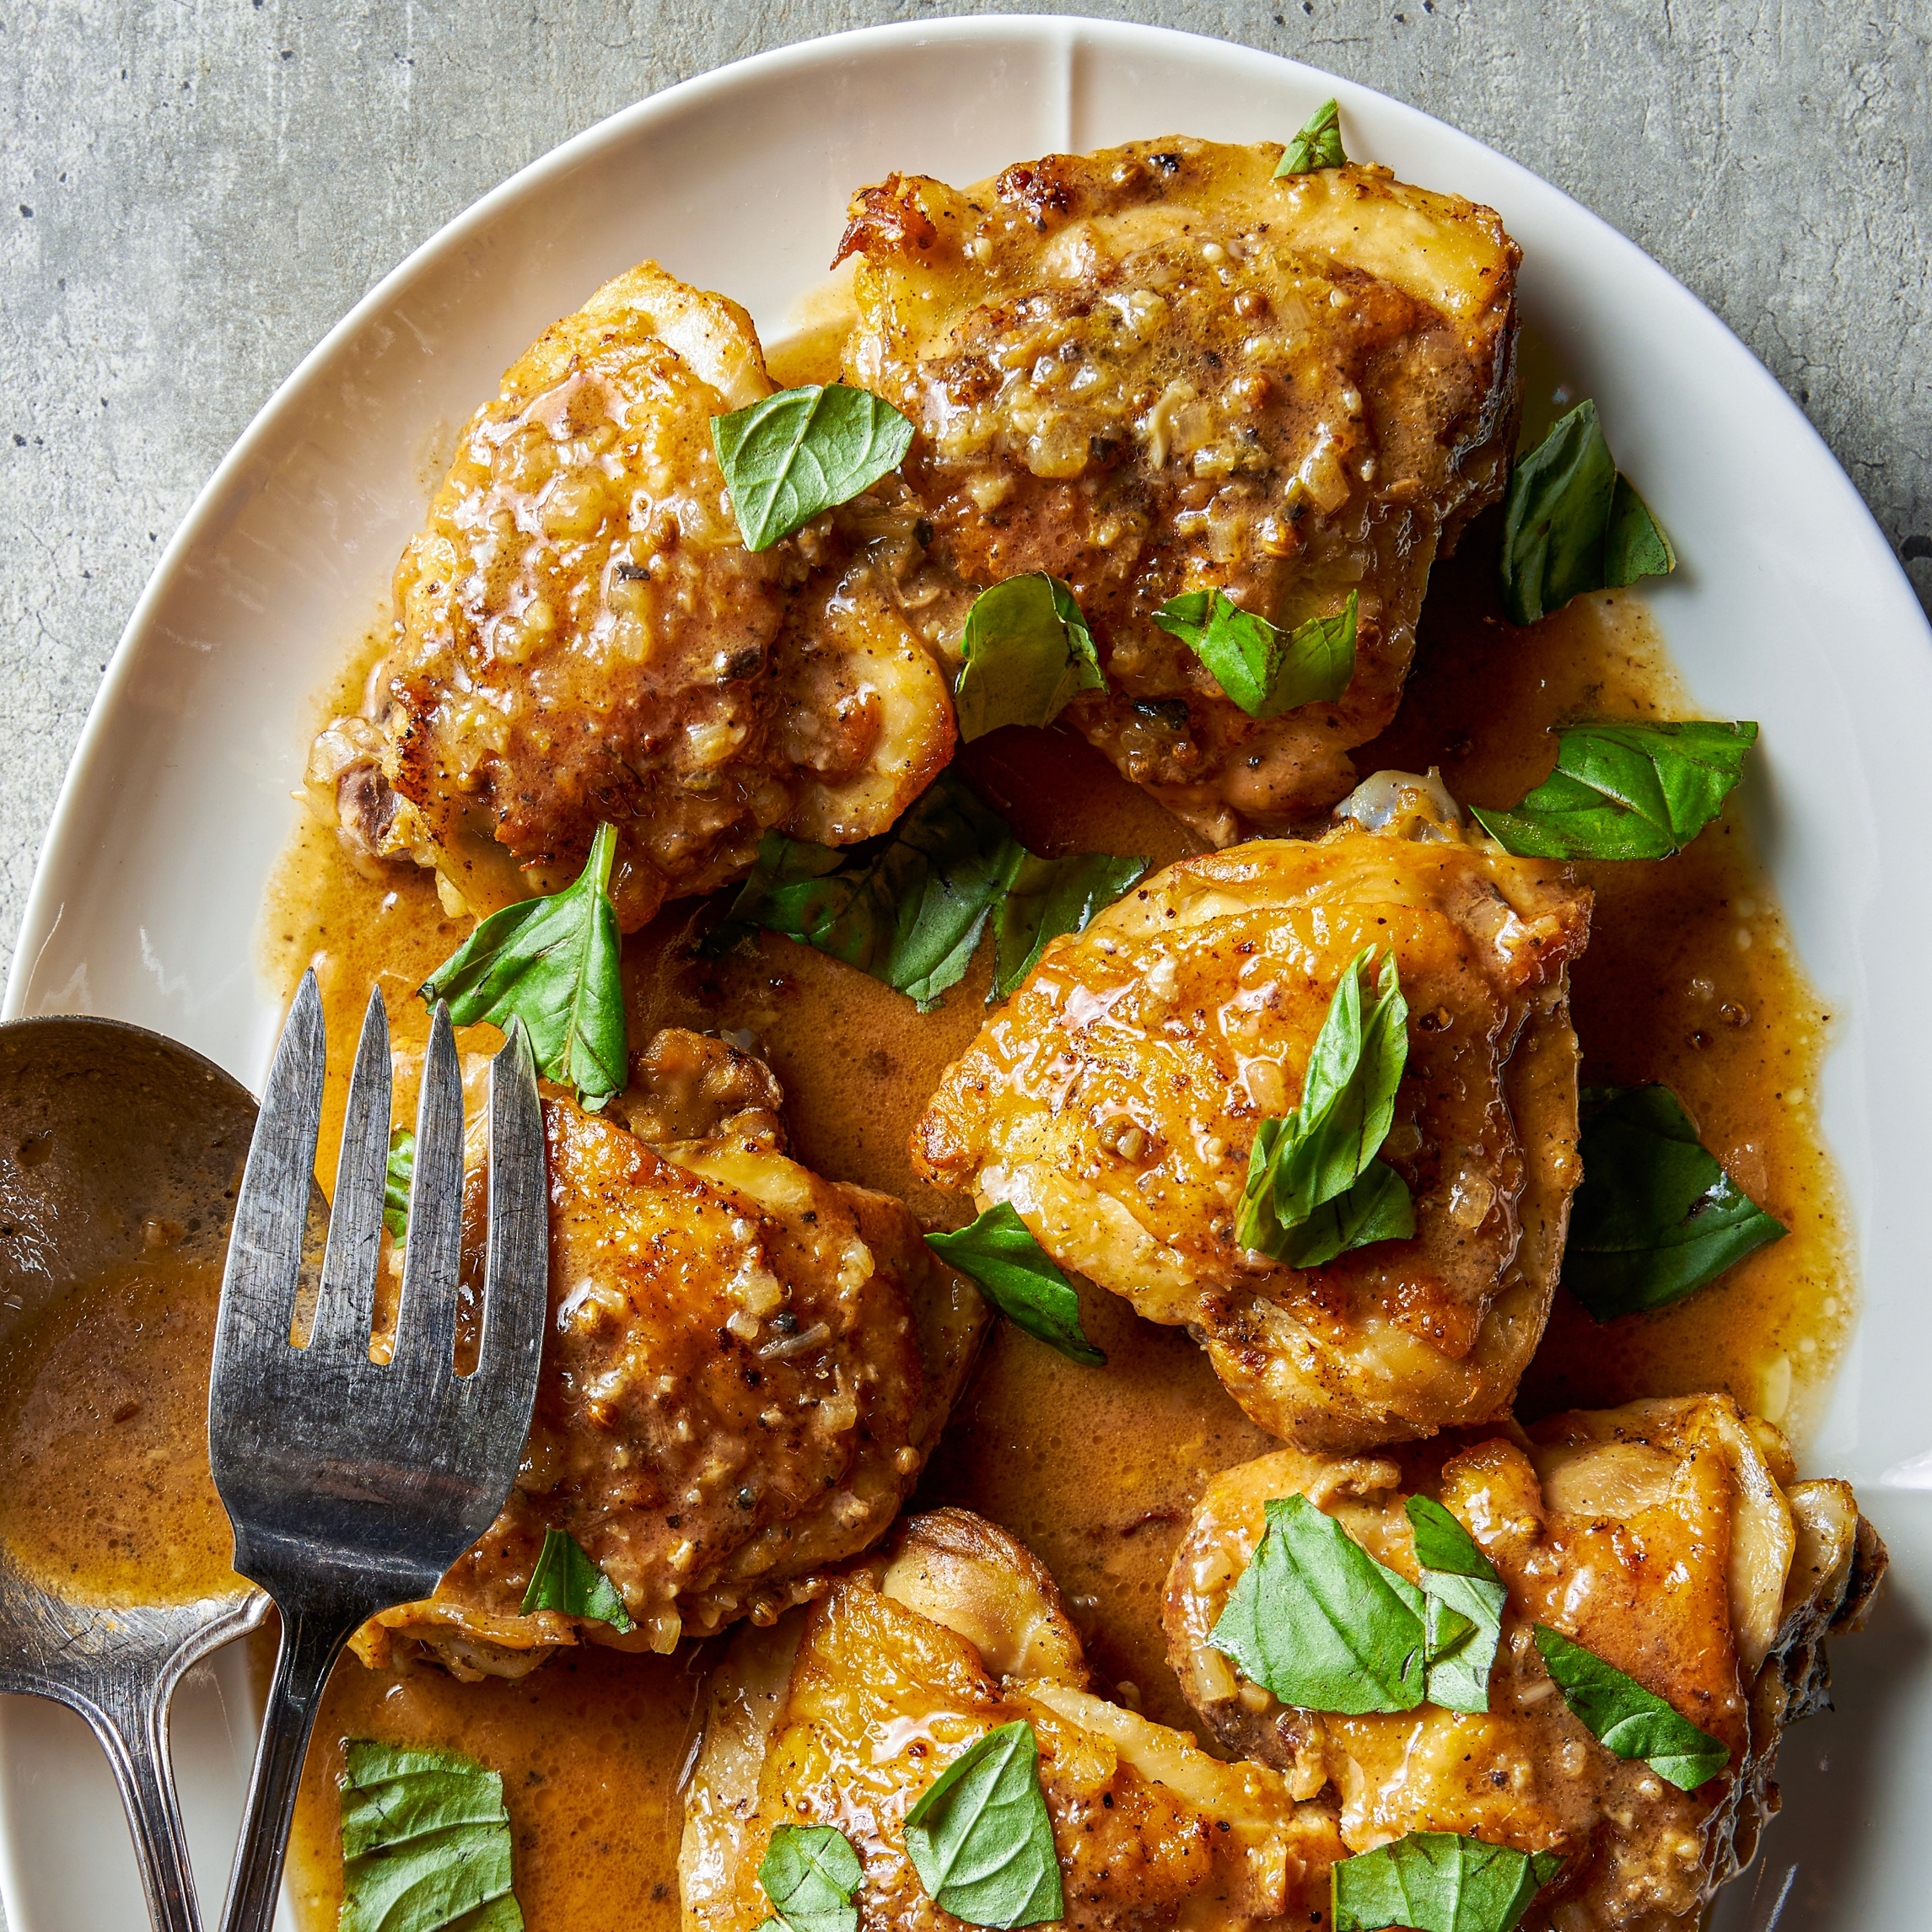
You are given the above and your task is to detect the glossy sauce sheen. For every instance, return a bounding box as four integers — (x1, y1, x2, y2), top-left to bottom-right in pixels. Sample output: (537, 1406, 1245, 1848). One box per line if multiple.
(266, 538, 1848, 1929)
(0, 1253, 239, 1606)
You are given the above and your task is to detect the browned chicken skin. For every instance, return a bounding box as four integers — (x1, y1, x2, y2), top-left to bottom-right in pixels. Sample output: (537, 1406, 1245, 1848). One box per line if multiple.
(306, 261, 953, 929)
(837, 137, 1520, 842)
(1162, 1397, 1886, 1930)
(681, 1508, 1343, 1932)
(913, 781, 1590, 1449)
(350, 1031, 988, 1679)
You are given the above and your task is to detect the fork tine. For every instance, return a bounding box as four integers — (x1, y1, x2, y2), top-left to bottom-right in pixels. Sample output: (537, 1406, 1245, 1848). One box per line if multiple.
(469, 1021, 546, 1448)
(309, 988, 390, 1358)
(392, 999, 464, 1380)
(216, 970, 326, 1361)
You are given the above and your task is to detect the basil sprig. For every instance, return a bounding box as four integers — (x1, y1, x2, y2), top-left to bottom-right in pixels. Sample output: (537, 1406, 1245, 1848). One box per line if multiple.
(1210, 1493, 1428, 1714)
(756, 1824, 863, 1932)
(1470, 720, 1757, 860)
(338, 1739, 524, 1932)
(1211, 1493, 1510, 1717)
(1153, 588, 1357, 718)
(1564, 1084, 1786, 1319)
(1406, 1497, 1508, 1716)
(712, 383, 914, 551)
(1332, 1832, 1560, 1932)
(902, 1721, 1063, 1929)
(710, 773, 1144, 1011)
(1236, 945, 1415, 1267)
(1532, 1625, 1730, 1790)
(519, 1527, 634, 1633)
(954, 573, 1106, 740)
(382, 1128, 415, 1242)
(419, 821, 627, 1106)
(925, 1203, 1106, 1367)
(1276, 97, 1347, 175)
(1499, 400, 1675, 623)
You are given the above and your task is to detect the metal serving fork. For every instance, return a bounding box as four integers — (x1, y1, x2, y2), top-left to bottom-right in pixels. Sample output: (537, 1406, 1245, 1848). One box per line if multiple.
(207, 971, 546, 1932)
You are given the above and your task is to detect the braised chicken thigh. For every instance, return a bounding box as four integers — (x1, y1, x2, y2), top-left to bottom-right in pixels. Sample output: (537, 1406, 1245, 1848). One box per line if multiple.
(306, 261, 952, 930)
(681, 1508, 1343, 1932)
(1163, 1396, 1884, 1931)
(351, 1031, 987, 1678)
(914, 778, 1590, 1449)
(837, 137, 1520, 842)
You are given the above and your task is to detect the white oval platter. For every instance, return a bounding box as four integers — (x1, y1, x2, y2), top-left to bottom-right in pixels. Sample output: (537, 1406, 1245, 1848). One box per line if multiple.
(4, 17, 1928, 1932)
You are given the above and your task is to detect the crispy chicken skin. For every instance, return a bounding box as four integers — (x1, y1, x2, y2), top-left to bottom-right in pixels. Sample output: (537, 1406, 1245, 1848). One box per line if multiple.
(351, 1031, 988, 1680)
(305, 261, 953, 930)
(1162, 1397, 1886, 1931)
(836, 137, 1520, 842)
(912, 780, 1590, 1450)
(680, 1508, 1344, 1932)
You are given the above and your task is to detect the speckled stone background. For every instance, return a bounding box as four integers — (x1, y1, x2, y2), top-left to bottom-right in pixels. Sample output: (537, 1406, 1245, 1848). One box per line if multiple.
(1, 0, 1928, 974)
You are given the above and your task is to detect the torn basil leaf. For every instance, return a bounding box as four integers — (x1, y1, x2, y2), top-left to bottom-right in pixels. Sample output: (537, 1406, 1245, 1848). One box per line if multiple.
(1153, 588, 1356, 718)
(383, 1128, 415, 1243)
(1499, 400, 1676, 623)
(1332, 1832, 1560, 1932)
(519, 1527, 634, 1633)
(1407, 1497, 1508, 1715)
(1208, 1493, 1428, 1715)
(713, 383, 914, 551)
(419, 821, 627, 1106)
(338, 1739, 524, 1932)
(709, 773, 1143, 1012)
(757, 1824, 863, 1932)
(902, 1720, 1063, 1929)
(1563, 1084, 1787, 1319)
(1469, 719, 1757, 861)
(993, 850, 1148, 999)
(954, 573, 1107, 740)
(1532, 1625, 1730, 1790)
(926, 1203, 1106, 1367)
(1276, 97, 1347, 175)
(1237, 945, 1413, 1266)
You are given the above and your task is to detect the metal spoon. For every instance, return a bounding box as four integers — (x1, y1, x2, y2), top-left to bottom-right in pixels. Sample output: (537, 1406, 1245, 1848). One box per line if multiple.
(0, 1017, 293, 1932)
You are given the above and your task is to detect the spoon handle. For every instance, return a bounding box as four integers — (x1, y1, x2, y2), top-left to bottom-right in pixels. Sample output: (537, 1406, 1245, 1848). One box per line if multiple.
(217, 1602, 352, 1932)
(81, 1668, 206, 1932)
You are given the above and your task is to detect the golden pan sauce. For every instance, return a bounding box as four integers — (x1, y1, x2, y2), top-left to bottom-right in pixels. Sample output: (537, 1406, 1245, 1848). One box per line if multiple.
(256, 533, 1849, 1930)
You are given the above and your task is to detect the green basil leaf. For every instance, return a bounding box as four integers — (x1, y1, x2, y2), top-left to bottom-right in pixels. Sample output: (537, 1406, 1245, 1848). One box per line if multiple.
(1332, 1832, 1561, 1932)
(339, 1739, 524, 1932)
(1532, 1625, 1730, 1790)
(519, 1527, 634, 1633)
(902, 1720, 1063, 1929)
(1237, 946, 1410, 1262)
(1563, 1084, 1787, 1318)
(1499, 400, 1676, 623)
(713, 383, 914, 551)
(383, 1128, 416, 1243)
(1208, 1493, 1427, 1714)
(1152, 588, 1356, 718)
(710, 773, 1141, 1013)
(1470, 719, 1757, 861)
(757, 1824, 864, 1932)
(419, 821, 627, 1105)
(955, 573, 1107, 740)
(1406, 1497, 1508, 1715)
(993, 850, 1148, 999)
(926, 1203, 1106, 1367)
(1275, 97, 1347, 175)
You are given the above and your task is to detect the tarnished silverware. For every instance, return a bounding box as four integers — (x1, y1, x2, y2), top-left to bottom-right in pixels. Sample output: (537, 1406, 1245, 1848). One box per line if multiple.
(209, 973, 546, 1932)
(0, 1016, 274, 1932)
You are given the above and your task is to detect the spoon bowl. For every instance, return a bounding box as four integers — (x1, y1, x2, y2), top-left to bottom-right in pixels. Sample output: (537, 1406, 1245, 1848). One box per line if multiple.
(0, 1017, 283, 1932)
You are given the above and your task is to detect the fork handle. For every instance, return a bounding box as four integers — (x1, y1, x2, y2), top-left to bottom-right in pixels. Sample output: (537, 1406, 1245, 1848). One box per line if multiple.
(80, 1670, 205, 1932)
(217, 1604, 353, 1932)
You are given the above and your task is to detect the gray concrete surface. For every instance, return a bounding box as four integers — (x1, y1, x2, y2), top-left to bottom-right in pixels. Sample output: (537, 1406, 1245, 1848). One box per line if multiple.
(1, 0, 1928, 981)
